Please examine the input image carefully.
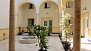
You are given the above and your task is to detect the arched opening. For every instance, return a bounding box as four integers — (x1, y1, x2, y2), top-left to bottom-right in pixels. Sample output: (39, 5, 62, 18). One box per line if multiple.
(39, 1, 59, 33)
(18, 2, 36, 32)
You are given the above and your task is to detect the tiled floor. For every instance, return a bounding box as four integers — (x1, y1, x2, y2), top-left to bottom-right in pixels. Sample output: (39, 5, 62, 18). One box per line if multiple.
(0, 35, 65, 51)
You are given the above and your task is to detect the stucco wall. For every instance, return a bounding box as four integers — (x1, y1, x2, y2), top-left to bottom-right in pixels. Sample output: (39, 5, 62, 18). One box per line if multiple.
(65, 8, 74, 17)
(18, 1, 60, 33)
(23, 3, 37, 27)
(81, 0, 91, 29)
(39, 1, 59, 27)
(81, 0, 91, 39)
(18, 6, 24, 27)
(17, 0, 61, 13)
(18, 3, 36, 27)
(0, 0, 18, 40)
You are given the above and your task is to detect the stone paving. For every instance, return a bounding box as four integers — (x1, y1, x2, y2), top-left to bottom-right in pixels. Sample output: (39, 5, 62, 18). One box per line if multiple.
(0, 35, 65, 51)
(70, 38, 91, 51)
(0, 34, 91, 51)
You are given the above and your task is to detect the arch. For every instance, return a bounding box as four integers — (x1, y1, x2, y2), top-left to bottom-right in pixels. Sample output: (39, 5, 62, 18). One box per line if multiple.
(37, 0, 60, 13)
(18, 1, 37, 12)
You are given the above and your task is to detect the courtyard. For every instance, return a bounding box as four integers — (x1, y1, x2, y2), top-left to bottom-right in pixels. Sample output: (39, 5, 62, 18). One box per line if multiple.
(0, 34, 91, 51)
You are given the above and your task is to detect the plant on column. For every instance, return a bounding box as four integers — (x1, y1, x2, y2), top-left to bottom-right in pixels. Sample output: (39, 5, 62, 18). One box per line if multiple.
(60, 13, 72, 51)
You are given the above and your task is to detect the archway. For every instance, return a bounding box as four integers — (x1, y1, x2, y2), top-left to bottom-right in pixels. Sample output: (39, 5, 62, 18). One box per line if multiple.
(18, 2, 37, 32)
(39, 1, 60, 34)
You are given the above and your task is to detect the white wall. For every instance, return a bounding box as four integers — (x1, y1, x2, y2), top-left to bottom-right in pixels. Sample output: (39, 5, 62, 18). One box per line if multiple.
(0, 0, 10, 29)
(0, 0, 18, 29)
(39, 1, 59, 27)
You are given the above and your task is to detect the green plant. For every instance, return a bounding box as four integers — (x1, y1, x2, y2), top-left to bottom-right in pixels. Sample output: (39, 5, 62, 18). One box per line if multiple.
(59, 32, 62, 37)
(61, 13, 72, 42)
(27, 24, 33, 32)
(39, 27, 48, 50)
(17, 26, 22, 35)
(27, 25, 48, 50)
(18, 26, 21, 33)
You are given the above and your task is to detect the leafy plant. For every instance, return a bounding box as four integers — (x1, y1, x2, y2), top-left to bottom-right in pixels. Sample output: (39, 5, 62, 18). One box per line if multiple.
(27, 24, 33, 32)
(27, 25, 48, 50)
(39, 27, 48, 50)
(17, 26, 22, 35)
(61, 13, 72, 42)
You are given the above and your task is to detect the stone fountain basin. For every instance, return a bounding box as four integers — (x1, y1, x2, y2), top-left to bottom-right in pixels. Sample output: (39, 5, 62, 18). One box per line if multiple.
(18, 36, 37, 44)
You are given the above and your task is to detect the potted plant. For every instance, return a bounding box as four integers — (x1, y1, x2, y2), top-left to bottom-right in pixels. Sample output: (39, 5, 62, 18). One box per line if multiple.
(61, 13, 72, 51)
(47, 25, 52, 36)
(27, 25, 48, 51)
(17, 26, 22, 35)
(59, 32, 62, 40)
(38, 26, 48, 51)
(27, 24, 33, 35)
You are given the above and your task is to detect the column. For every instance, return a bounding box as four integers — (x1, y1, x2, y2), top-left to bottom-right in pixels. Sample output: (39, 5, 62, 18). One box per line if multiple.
(36, 13, 39, 25)
(73, 0, 81, 51)
(61, 7, 65, 39)
(9, 0, 15, 51)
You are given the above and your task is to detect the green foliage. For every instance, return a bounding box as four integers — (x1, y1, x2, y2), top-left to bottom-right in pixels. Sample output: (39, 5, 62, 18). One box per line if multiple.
(61, 13, 72, 42)
(27, 24, 33, 32)
(18, 26, 21, 32)
(39, 27, 48, 50)
(27, 25, 48, 50)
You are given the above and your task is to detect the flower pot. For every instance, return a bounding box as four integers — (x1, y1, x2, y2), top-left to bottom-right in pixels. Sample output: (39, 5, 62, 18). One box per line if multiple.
(38, 49, 47, 51)
(61, 41, 71, 50)
(17, 32, 22, 35)
(64, 42, 71, 49)
(48, 33, 50, 36)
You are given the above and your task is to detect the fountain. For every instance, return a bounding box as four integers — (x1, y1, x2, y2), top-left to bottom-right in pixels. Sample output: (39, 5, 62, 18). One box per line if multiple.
(18, 36, 37, 44)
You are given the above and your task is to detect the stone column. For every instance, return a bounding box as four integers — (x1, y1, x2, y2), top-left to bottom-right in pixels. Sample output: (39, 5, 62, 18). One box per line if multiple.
(36, 13, 39, 25)
(61, 9, 65, 39)
(9, 0, 15, 51)
(73, 0, 81, 51)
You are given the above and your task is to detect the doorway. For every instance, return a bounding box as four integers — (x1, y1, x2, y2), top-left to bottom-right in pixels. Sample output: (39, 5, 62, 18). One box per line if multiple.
(43, 20, 52, 33)
(81, 12, 89, 39)
(83, 18, 88, 38)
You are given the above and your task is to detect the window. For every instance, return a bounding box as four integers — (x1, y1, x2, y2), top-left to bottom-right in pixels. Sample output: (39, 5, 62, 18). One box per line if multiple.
(28, 19, 34, 26)
(44, 2, 50, 8)
(29, 4, 34, 9)
(66, 1, 73, 8)
(44, 21, 47, 26)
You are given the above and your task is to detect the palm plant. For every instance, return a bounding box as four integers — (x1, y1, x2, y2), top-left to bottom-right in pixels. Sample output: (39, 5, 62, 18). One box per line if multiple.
(39, 27, 48, 51)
